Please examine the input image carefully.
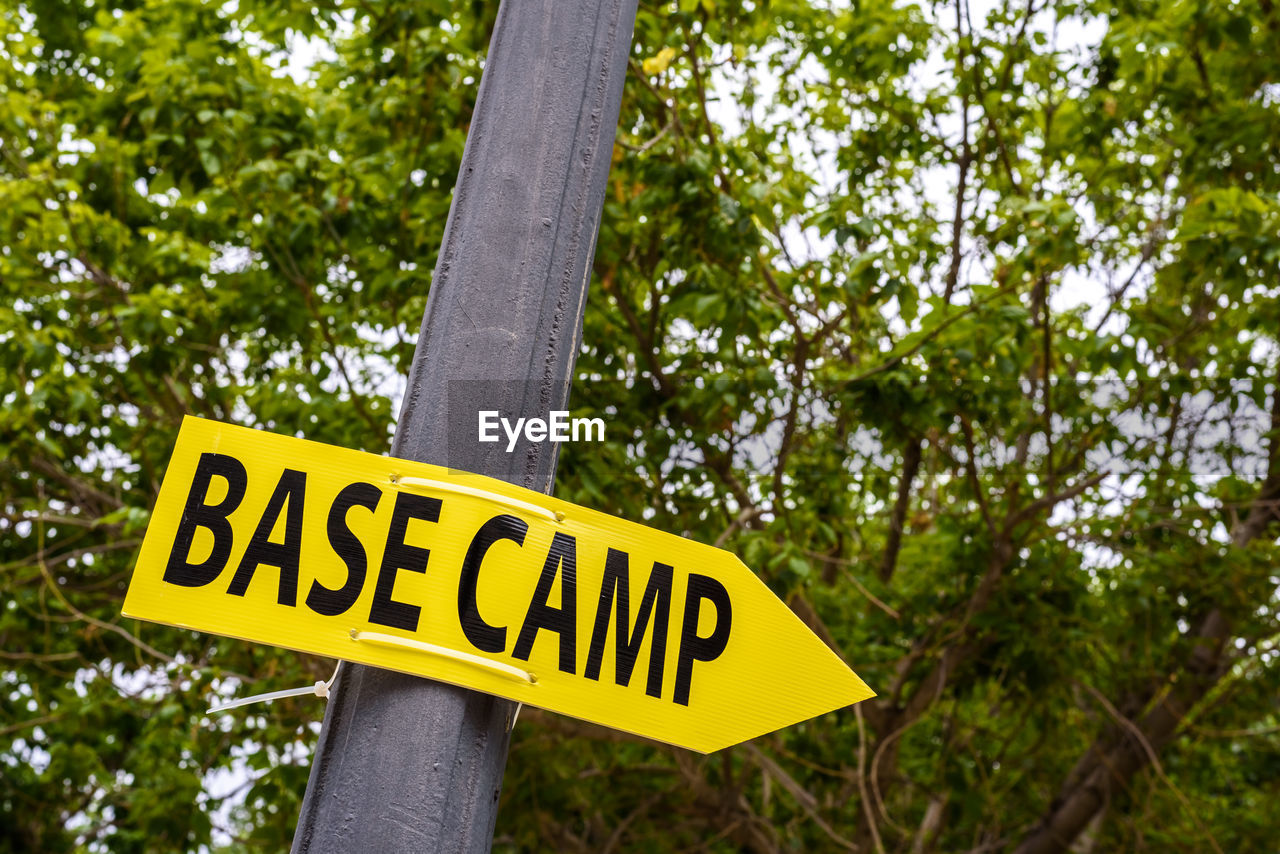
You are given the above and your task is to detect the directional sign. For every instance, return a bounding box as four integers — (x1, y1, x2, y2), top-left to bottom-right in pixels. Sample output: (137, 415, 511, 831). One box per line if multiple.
(123, 416, 874, 752)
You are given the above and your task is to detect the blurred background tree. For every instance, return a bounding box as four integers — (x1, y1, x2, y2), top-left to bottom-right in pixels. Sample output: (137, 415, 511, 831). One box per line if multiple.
(2, 0, 1277, 851)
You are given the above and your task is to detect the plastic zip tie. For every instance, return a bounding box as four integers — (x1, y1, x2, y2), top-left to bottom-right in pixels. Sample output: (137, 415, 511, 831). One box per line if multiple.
(348, 629, 537, 685)
(393, 475, 564, 524)
(207, 660, 344, 715)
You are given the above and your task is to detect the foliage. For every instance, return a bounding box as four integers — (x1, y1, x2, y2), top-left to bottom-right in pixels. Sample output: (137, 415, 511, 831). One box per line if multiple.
(2, 0, 1279, 851)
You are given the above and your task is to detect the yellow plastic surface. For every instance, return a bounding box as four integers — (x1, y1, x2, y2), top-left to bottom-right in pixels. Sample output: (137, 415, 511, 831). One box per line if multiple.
(123, 416, 874, 752)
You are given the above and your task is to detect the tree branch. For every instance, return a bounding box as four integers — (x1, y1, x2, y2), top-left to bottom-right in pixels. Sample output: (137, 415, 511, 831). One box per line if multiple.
(880, 436, 923, 584)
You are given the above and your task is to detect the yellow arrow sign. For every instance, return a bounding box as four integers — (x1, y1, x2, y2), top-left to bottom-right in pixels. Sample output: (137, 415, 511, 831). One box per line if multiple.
(123, 416, 873, 752)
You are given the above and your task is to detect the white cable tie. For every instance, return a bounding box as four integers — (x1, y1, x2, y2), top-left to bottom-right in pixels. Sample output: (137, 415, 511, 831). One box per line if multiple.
(206, 685, 319, 714)
(319, 660, 343, 697)
(206, 660, 344, 715)
(393, 475, 563, 524)
(349, 629, 537, 685)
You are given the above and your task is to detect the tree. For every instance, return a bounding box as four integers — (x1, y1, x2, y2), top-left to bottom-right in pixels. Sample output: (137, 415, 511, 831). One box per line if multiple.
(2, 0, 1277, 851)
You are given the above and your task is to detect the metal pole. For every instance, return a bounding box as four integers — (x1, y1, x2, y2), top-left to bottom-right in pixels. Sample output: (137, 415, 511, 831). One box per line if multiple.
(290, 0, 638, 850)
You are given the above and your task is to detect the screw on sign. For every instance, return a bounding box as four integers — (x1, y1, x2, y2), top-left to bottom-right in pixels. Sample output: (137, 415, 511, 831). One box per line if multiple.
(124, 416, 875, 753)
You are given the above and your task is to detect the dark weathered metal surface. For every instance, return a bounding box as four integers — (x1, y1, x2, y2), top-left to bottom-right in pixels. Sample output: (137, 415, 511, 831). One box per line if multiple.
(291, 0, 637, 849)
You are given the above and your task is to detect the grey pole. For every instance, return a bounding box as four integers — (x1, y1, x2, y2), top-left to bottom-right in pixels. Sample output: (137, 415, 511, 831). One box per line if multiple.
(290, 0, 638, 850)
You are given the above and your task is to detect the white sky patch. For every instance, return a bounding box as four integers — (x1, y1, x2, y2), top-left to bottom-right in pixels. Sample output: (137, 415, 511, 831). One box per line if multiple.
(217, 0, 349, 84)
(276, 31, 336, 83)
